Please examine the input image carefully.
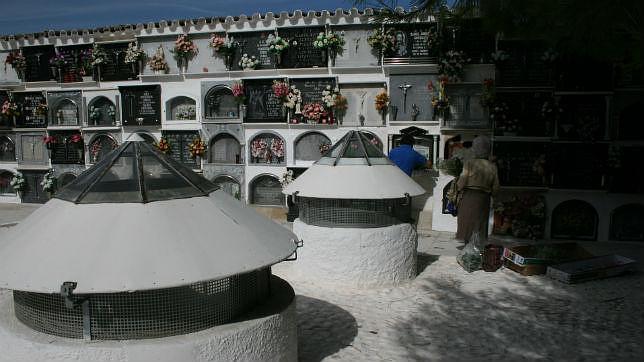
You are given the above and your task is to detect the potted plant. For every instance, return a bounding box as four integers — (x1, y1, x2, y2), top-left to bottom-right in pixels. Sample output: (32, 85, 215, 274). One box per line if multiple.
(171, 34, 198, 73)
(188, 137, 206, 167)
(124, 42, 146, 76)
(148, 45, 169, 74)
(10, 171, 26, 200)
(4, 51, 27, 81)
(313, 31, 345, 66)
(267, 35, 289, 67)
(41, 169, 57, 198)
(91, 43, 108, 81)
(210, 35, 238, 70)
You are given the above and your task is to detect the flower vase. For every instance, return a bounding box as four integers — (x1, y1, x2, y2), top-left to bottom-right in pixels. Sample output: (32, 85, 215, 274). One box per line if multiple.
(274, 53, 282, 68)
(138, 60, 144, 75)
(82, 76, 93, 82)
(17, 69, 25, 82)
(154, 69, 163, 75)
(329, 49, 337, 67)
(76, 148, 83, 161)
(17, 191, 23, 200)
(320, 49, 328, 65)
(194, 155, 201, 168)
(95, 65, 102, 82)
(381, 111, 387, 125)
(50, 66, 57, 80)
(224, 54, 233, 71)
(57, 67, 63, 83)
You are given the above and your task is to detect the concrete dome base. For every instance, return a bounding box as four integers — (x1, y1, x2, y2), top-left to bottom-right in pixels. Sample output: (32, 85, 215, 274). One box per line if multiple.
(291, 219, 418, 288)
(0, 277, 297, 362)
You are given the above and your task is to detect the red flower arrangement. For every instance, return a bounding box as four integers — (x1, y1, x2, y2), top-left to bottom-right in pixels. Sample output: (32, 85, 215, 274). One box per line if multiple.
(69, 133, 83, 144)
(43, 135, 57, 145)
(231, 81, 246, 103)
(302, 102, 325, 122)
(272, 80, 289, 100)
(156, 137, 170, 154)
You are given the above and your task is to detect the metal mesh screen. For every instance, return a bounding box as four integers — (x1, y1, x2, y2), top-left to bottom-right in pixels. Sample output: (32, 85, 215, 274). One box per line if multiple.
(13, 268, 270, 340)
(298, 197, 411, 228)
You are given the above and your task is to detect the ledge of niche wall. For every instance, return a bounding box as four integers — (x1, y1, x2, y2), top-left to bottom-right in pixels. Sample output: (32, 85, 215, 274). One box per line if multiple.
(139, 74, 185, 82)
(23, 80, 58, 88)
(60, 81, 99, 88)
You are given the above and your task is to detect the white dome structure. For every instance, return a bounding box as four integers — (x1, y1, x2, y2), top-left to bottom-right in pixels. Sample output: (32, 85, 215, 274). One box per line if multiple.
(0, 139, 298, 361)
(283, 130, 425, 288)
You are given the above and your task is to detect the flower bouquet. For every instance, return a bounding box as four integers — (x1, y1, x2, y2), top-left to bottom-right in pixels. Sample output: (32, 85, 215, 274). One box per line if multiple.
(4, 51, 26, 80)
(367, 28, 396, 57)
(91, 44, 108, 67)
(78, 48, 94, 79)
(175, 104, 196, 120)
(43, 135, 57, 149)
(171, 34, 198, 60)
(374, 90, 389, 114)
(49, 52, 67, 68)
(41, 169, 57, 196)
(69, 133, 83, 144)
(210, 36, 237, 56)
(1, 100, 20, 118)
(148, 46, 168, 74)
(272, 80, 289, 101)
(280, 169, 294, 188)
(541, 99, 563, 120)
(285, 85, 302, 111)
(313, 31, 345, 65)
(250, 138, 268, 162)
(231, 81, 246, 104)
(10, 171, 26, 194)
(270, 137, 284, 160)
(209, 35, 226, 52)
(319, 142, 331, 155)
(439, 50, 469, 82)
(438, 157, 463, 177)
(156, 137, 170, 154)
(541, 48, 558, 64)
(302, 102, 325, 124)
(124, 42, 146, 74)
(188, 138, 206, 162)
(35, 102, 48, 117)
(489, 101, 509, 132)
(321, 85, 340, 108)
(429, 77, 449, 120)
(239, 54, 259, 70)
(490, 50, 509, 64)
(268, 35, 289, 55)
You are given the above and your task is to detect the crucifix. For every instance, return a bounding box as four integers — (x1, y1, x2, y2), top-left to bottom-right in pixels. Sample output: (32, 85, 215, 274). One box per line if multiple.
(398, 82, 413, 113)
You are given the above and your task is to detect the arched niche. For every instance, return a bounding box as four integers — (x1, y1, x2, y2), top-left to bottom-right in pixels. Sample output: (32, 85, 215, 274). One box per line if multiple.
(204, 85, 239, 119)
(88, 134, 119, 163)
(618, 103, 644, 140)
(167, 96, 197, 121)
(249, 132, 285, 164)
(53, 98, 79, 126)
(0, 170, 15, 194)
(362, 131, 383, 151)
(551, 200, 598, 241)
(58, 172, 77, 189)
(294, 131, 331, 162)
(610, 204, 644, 241)
(212, 175, 241, 200)
(0, 136, 15, 162)
(249, 174, 284, 206)
(87, 96, 117, 126)
(209, 133, 242, 164)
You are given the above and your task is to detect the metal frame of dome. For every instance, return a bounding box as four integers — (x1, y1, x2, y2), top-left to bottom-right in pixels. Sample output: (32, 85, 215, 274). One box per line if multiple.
(55, 139, 218, 204)
(283, 130, 425, 200)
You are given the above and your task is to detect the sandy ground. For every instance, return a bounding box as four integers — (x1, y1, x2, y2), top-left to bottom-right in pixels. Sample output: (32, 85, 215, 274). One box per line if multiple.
(1, 204, 643, 361)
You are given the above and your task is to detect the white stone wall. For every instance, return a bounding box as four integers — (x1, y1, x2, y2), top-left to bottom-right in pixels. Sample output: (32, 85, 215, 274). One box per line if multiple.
(290, 220, 418, 288)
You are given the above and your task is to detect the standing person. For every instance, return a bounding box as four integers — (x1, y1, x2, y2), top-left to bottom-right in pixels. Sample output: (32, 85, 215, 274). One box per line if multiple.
(388, 134, 430, 176)
(455, 135, 500, 243)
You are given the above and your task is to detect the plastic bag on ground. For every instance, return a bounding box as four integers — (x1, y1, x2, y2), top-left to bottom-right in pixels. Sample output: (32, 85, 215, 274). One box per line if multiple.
(457, 233, 483, 272)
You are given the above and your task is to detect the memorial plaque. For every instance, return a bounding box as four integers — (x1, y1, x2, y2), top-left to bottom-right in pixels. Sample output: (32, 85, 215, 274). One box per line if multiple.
(386, 25, 437, 59)
(21, 45, 56, 82)
(119, 85, 161, 126)
(100, 42, 136, 81)
(290, 78, 337, 105)
(558, 95, 605, 141)
(550, 143, 607, 189)
(162, 131, 199, 168)
(231, 31, 275, 70)
(280, 27, 326, 68)
(13, 91, 47, 128)
(494, 141, 549, 187)
(496, 91, 554, 137)
(57, 44, 92, 83)
(244, 79, 285, 123)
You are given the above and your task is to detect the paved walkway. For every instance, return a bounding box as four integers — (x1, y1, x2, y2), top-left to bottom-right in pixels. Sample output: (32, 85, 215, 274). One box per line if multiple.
(1, 204, 643, 361)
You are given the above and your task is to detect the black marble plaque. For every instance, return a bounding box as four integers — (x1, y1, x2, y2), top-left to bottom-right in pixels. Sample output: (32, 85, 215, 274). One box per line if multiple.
(280, 27, 326, 68)
(494, 141, 549, 187)
(13, 91, 47, 128)
(290, 78, 336, 105)
(100, 42, 136, 81)
(558, 95, 606, 141)
(231, 31, 275, 70)
(119, 85, 161, 126)
(244, 79, 285, 123)
(387, 25, 436, 58)
(495, 91, 554, 137)
(550, 143, 607, 189)
(21, 45, 56, 82)
(162, 131, 198, 167)
(48, 131, 84, 164)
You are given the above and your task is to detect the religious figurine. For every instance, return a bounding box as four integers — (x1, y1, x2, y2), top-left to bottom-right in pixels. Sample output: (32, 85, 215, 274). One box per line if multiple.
(411, 104, 420, 121)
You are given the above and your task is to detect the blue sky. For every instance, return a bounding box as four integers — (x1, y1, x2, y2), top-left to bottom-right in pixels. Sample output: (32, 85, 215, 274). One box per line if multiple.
(0, 0, 411, 36)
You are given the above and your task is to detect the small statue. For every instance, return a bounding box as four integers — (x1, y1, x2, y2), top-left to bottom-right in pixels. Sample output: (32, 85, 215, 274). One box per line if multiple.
(411, 104, 420, 121)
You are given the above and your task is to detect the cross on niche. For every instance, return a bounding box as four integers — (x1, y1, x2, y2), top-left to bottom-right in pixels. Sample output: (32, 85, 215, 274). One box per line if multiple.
(398, 82, 413, 113)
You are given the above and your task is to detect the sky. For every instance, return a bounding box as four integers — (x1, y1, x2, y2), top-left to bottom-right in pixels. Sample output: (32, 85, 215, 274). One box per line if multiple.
(0, 0, 412, 36)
